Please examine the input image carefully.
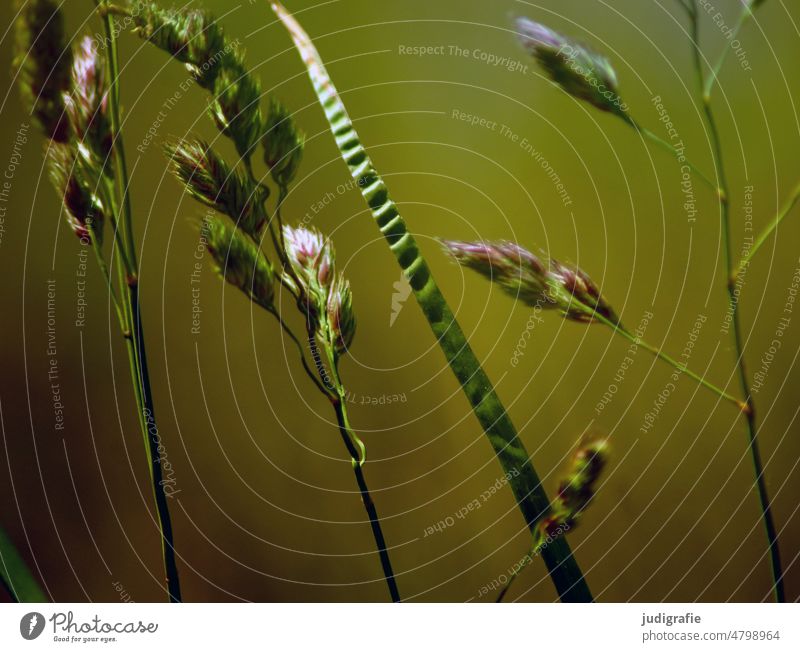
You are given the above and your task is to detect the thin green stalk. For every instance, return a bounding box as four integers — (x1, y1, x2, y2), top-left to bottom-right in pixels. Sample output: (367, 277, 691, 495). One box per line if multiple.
(267, 307, 333, 398)
(630, 118, 720, 195)
(97, 1, 182, 602)
(270, 0, 592, 602)
(127, 280, 183, 602)
(332, 393, 400, 603)
(308, 333, 398, 601)
(703, 8, 754, 100)
(733, 182, 800, 282)
(86, 222, 125, 331)
(496, 535, 542, 603)
(593, 313, 746, 411)
(687, 2, 785, 602)
(0, 523, 47, 602)
(100, 6, 137, 266)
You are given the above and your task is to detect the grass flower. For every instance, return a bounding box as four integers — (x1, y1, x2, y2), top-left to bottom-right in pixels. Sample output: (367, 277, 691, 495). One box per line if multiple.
(130, 2, 225, 89)
(550, 438, 609, 531)
(326, 276, 356, 355)
(263, 97, 305, 187)
(64, 37, 112, 161)
(515, 17, 630, 121)
(47, 143, 106, 244)
(498, 437, 609, 601)
(13, 0, 73, 142)
(442, 239, 618, 324)
(281, 223, 357, 357)
(131, 2, 263, 159)
(203, 215, 275, 310)
(165, 138, 269, 237)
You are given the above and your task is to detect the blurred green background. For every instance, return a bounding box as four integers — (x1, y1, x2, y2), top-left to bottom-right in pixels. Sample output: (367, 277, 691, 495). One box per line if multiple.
(1, 0, 799, 602)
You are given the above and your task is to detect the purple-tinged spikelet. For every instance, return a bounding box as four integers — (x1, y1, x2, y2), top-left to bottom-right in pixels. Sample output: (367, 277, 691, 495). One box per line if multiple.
(326, 275, 356, 354)
(283, 225, 332, 316)
(64, 37, 112, 161)
(537, 437, 609, 544)
(165, 138, 269, 237)
(442, 239, 617, 324)
(546, 258, 617, 324)
(13, 0, 73, 142)
(555, 438, 609, 524)
(283, 225, 356, 353)
(516, 17, 630, 122)
(47, 143, 106, 244)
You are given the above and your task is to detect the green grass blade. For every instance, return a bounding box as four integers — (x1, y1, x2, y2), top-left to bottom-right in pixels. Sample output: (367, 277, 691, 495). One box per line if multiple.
(0, 524, 47, 602)
(269, 1, 592, 602)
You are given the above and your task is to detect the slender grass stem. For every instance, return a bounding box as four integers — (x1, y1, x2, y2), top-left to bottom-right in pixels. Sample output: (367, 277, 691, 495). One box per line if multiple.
(703, 8, 753, 100)
(630, 118, 720, 195)
(687, 3, 785, 602)
(96, 1, 182, 602)
(732, 182, 800, 283)
(86, 222, 125, 331)
(0, 523, 47, 602)
(267, 307, 333, 398)
(496, 534, 542, 603)
(102, 11, 136, 268)
(316, 337, 398, 600)
(332, 396, 400, 603)
(592, 313, 746, 410)
(127, 281, 183, 602)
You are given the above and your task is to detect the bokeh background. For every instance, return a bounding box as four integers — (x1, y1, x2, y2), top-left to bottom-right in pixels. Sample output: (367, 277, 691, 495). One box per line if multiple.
(1, 0, 799, 602)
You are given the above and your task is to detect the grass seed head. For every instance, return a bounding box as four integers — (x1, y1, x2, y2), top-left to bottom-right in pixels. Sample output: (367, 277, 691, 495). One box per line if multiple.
(283, 225, 356, 352)
(326, 275, 356, 355)
(516, 17, 629, 121)
(165, 138, 269, 237)
(283, 224, 332, 320)
(47, 143, 106, 244)
(262, 97, 305, 187)
(14, 0, 73, 142)
(204, 215, 275, 309)
(554, 438, 609, 526)
(131, 2, 263, 157)
(64, 37, 112, 162)
(442, 239, 617, 324)
(130, 2, 225, 89)
(208, 58, 264, 159)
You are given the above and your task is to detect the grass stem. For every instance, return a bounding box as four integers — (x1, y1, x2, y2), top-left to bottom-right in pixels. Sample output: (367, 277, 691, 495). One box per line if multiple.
(631, 118, 720, 195)
(686, 3, 785, 602)
(732, 182, 800, 283)
(96, 0, 182, 602)
(593, 313, 746, 411)
(332, 395, 400, 602)
(0, 523, 47, 602)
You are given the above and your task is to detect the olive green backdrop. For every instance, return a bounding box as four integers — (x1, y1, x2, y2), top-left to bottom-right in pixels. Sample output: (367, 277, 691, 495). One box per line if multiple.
(1, 0, 798, 601)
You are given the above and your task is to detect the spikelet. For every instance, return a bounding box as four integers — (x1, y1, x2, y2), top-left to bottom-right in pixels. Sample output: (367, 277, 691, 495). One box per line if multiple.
(516, 17, 630, 122)
(262, 97, 305, 187)
(283, 225, 355, 354)
(165, 138, 269, 237)
(64, 37, 112, 161)
(203, 215, 275, 309)
(442, 239, 618, 324)
(539, 437, 609, 541)
(47, 143, 106, 244)
(13, 0, 73, 142)
(131, 3, 263, 158)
